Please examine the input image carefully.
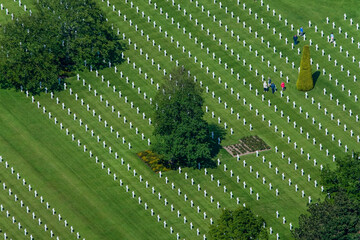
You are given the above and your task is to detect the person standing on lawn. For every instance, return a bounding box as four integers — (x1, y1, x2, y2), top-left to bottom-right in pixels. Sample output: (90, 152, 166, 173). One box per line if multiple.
(270, 83, 276, 94)
(263, 81, 268, 92)
(293, 35, 298, 45)
(330, 32, 334, 43)
(281, 82, 285, 91)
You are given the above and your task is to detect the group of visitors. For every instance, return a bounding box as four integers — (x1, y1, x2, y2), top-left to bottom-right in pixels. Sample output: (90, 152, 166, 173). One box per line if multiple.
(294, 26, 334, 45)
(293, 26, 305, 45)
(263, 78, 285, 94)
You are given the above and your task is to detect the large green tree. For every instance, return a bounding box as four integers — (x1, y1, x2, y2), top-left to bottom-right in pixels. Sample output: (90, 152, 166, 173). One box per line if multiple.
(321, 152, 360, 205)
(293, 191, 360, 240)
(209, 207, 268, 240)
(293, 153, 360, 240)
(153, 67, 213, 168)
(0, 0, 124, 93)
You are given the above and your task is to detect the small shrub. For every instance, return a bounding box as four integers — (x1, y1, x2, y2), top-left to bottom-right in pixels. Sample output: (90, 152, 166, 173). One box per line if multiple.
(137, 150, 171, 173)
(296, 45, 314, 91)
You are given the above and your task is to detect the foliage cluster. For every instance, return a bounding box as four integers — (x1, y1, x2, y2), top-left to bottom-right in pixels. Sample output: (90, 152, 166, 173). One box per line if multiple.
(0, 0, 124, 93)
(137, 150, 171, 173)
(153, 67, 215, 169)
(293, 153, 360, 240)
(321, 152, 360, 205)
(209, 207, 268, 240)
(296, 45, 314, 91)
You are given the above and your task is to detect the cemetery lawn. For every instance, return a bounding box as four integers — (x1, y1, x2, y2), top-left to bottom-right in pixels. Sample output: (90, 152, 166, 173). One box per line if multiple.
(0, 0, 360, 239)
(0, 90, 170, 239)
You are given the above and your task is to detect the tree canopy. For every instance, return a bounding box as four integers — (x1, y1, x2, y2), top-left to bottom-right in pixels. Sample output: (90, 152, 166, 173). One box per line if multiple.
(0, 0, 124, 93)
(321, 152, 360, 205)
(293, 153, 360, 240)
(153, 67, 215, 169)
(209, 207, 268, 240)
(293, 191, 360, 240)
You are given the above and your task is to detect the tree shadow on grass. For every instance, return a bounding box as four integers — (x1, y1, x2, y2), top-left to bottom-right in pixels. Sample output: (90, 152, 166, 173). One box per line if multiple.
(205, 124, 227, 169)
(312, 71, 320, 87)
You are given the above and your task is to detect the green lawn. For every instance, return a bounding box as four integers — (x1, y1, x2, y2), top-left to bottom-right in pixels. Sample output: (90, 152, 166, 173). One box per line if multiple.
(0, 0, 359, 239)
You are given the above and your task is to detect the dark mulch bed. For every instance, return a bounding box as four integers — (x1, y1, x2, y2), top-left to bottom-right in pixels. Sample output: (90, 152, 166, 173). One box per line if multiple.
(223, 135, 271, 157)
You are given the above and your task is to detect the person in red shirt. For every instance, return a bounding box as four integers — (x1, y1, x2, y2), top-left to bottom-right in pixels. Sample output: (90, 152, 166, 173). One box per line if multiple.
(281, 82, 285, 91)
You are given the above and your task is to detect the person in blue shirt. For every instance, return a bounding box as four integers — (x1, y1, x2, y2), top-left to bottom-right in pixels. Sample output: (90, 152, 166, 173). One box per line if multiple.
(270, 83, 276, 94)
(293, 35, 298, 45)
(300, 26, 304, 36)
(330, 32, 334, 43)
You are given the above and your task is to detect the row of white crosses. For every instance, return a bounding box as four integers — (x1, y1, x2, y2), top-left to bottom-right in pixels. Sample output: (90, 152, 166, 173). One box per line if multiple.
(39, 78, 216, 239)
(308, 88, 359, 136)
(315, 20, 360, 88)
(118, 31, 243, 136)
(271, 94, 344, 162)
(141, 0, 292, 125)
(0, 202, 31, 239)
(94, 2, 268, 227)
(105, 8, 233, 236)
(241, 152, 314, 224)
(1, 0, 32, 21)
(314, 23, 360, 84)
(310, 52, 360, 105)
(103, 0, 346, 178)
(275, 90, 352, 156)
(262, 0, 359, 77)
(311, 46, 360, 98)
(248, 0, 360, 103)
(273, 15, 360, 151)
(237, 3, 360, 152)
(52, 13, 222, 240)
(159, 168, 225, 232)
(0, 2, 18, 21)
(123, 0, 326, 178)
(328, 15, 359, 52)
(102, 1, 243, 138)
(78, 74, 151, 144)
(135, 0, 290, 97)
(28, 92, 191, 239)
(249, 147, 319, 232)
(65, 76, 150, 150)
(114, 1, 352, 236)
(207, 0, 306, 76)
(114, 0, 272, 107)
(300, 28, 360, 148)
(223, 151, 297, 237)
(256, 100, 336, 188)
(215, 158, 261, 202)
(343, 13, 360, 32)
(15, 0, 31, 13)
(170, 0, 350, 158)
(101, 1, 310, 238)
(178, 0, 294, 84)
(108, 0, 338, 171)
(0, 156, 68, 239)
(303, 93, 360, 148)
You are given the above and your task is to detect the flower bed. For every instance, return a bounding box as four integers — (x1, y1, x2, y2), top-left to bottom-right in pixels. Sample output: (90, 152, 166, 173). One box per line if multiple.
(223, 136, 270, 157)
(137, 150, 171, 173)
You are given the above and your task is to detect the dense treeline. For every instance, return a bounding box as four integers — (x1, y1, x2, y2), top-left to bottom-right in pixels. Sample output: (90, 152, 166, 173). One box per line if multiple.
(0, 0, 124, 93)
(293, 153, 360, 240)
